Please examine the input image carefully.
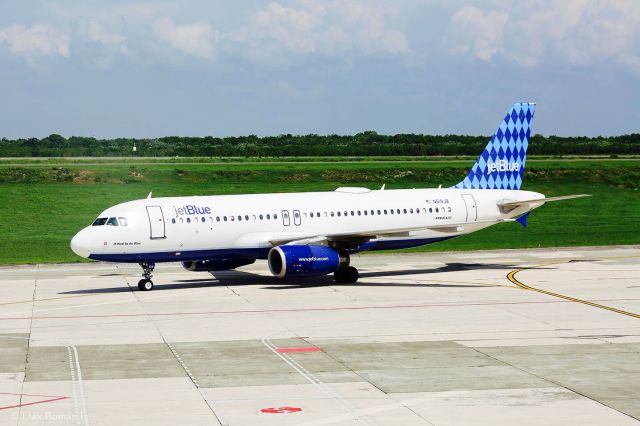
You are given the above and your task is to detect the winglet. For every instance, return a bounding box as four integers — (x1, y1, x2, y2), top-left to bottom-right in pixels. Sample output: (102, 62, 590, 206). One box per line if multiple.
(516, 212, 530, 229)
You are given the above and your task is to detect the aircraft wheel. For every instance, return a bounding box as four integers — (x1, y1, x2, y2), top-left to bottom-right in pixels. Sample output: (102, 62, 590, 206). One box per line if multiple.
(138, 279, 154, 291)
(334, 266, 358, 284)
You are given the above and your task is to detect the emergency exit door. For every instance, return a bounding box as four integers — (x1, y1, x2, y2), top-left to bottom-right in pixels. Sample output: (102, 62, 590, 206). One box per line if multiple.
(282, 210, 291, 226)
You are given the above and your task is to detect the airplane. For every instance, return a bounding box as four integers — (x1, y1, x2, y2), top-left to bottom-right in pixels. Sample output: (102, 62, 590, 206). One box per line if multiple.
(71, 103, 588, 291)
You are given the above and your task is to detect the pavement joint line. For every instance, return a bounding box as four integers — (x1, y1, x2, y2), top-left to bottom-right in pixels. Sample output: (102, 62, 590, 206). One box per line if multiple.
(507, 264, 640, 319)
(262, 335, 375, 426)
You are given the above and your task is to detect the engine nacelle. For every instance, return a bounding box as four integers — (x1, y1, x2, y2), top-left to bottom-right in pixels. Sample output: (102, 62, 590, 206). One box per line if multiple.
(182, 258, 255, 272)
(268, 245, 347, 278)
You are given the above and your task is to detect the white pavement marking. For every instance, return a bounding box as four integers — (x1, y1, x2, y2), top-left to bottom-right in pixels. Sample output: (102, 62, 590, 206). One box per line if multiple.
(66, 345, 89, 426)
(261, 335, 375, 426)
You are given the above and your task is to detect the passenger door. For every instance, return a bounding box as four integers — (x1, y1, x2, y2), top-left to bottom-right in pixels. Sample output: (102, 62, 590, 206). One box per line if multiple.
(282, 210, 291, 226)
(146, 206, 166, 239)
(293, 209, 301, 226)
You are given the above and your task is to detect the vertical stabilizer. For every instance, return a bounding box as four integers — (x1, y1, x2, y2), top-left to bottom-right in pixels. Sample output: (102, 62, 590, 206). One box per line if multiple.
(452, 102, 536, 190)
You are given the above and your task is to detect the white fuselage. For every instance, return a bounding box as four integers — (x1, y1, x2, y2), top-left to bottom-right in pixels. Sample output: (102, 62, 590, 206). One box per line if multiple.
(71, 187, 544, 263)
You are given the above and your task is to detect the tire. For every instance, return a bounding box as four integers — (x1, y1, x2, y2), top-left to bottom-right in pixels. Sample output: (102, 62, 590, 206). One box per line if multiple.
(138, 279, 154, 291)
(334, 266, 358, 284)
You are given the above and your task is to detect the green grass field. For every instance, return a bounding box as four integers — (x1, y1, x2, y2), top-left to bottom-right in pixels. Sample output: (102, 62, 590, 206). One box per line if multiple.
(0, 159, 638, 264)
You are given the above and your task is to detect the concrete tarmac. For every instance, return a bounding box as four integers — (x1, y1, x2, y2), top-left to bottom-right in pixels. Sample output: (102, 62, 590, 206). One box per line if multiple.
(0, 246, 639, 425)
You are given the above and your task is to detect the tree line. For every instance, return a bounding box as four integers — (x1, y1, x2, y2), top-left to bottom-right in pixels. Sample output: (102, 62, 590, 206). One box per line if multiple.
(1, 132, 639, 157)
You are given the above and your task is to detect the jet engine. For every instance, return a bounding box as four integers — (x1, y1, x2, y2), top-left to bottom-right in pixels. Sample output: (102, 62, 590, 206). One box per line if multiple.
(182, 258, 255, 272)
(267, 245, 349, 278)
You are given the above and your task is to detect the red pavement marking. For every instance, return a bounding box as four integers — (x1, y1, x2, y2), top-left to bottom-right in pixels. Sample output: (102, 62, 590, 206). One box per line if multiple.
(0, 392, 69, 411)
(261, 406, 303, 413)
(276, 347, 321, 353)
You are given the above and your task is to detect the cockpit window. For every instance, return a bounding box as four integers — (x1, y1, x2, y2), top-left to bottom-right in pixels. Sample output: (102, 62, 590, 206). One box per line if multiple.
(92, 217, 108, 226)
(118, 217, 128, 226)
(106, 217, 119, 226)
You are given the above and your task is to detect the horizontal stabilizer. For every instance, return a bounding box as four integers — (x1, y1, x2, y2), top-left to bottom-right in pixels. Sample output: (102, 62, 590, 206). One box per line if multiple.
(497, 194, 590, 210)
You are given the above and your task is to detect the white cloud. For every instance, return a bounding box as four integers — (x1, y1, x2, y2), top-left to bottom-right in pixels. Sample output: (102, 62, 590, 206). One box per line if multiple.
(447, 0, 640, 70)
(447, 7, 507, 61)
(230, 0, 410, 57)
(152, 17, 217, 59)
(0, 24, 70, 59)
(86, 20, 127, 53)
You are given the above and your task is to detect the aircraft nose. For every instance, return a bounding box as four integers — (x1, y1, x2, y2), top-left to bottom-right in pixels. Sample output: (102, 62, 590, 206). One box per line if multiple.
(70, 228, 92, 259)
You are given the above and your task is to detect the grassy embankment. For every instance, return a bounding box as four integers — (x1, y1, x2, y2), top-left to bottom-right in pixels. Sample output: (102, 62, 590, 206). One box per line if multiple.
(0, 159, 638, 264)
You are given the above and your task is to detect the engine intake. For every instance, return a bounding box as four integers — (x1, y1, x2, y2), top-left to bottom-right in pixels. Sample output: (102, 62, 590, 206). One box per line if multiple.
(268, 245, 348, 278)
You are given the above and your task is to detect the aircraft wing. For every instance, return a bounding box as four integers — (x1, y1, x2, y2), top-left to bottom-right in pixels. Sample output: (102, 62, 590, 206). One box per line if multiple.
(497, 194, 590, 211)
(269, 218, 514, 247)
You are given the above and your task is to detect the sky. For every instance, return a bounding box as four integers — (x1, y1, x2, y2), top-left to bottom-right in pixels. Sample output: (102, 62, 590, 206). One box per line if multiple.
(0, 0, 639, 139)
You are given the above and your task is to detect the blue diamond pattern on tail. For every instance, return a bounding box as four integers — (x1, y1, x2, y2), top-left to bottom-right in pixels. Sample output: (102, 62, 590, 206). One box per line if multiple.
(452, 102, 536, 190)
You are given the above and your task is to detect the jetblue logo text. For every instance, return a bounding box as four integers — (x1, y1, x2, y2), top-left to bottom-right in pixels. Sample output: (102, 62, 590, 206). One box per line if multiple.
(174, 205, 212, 216)
(487, 159, 520, 173)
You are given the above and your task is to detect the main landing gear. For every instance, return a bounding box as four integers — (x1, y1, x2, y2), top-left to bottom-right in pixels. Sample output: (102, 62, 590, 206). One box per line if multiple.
(138, 262, 155, 291)
(334, 266, 359, 284)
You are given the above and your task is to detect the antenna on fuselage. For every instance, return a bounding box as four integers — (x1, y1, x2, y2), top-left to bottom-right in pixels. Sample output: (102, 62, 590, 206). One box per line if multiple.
(147, 192, 152, 199)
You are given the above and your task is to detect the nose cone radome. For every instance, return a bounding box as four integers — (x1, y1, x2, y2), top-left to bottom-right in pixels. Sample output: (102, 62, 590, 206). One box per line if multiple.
(70, 228, 92, 259)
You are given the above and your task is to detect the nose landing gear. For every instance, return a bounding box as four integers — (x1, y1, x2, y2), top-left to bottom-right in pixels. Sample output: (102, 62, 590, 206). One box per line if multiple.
(138, 262, 155, 291)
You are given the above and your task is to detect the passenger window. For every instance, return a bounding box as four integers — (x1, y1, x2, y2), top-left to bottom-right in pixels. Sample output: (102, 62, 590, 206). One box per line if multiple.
(224, 216, 228, 221)
(259, 214, 264, 220)
(389, 209, 393, 215)
(274, 214, 278, 219)
(377, 210, 381, 215)
(201, 217, 206, 223)
(357, 211, 361, 216)
(364, 210, 368, 216)
(231, 216, 235, 221)
(179, 218, 184, 223)
(266, 214, 271, 219)
(171, 218, 176, 224)
(384, 209, 388, 215)
(317, 212, 321, 217)
(92, 217, 108, 226)
(238, 216, 242, 221)
(429, 208, 432, 213)
(403, 209, 407, 214)
(187, 218, 191, 223)
(106, 217, 119, 226)
(331, 212, 335, 217)
(310, 212, 314, 218)
(253, 215, 257, 220)
(245, 215, 249, 221)
(350, 211, 355, 216)
(216, 216, 220, 222)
